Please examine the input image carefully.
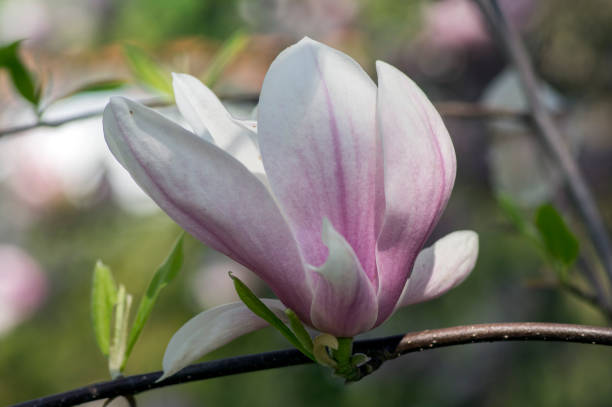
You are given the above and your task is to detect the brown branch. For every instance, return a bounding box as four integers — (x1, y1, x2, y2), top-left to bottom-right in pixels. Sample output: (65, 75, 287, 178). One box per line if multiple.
(395, 322, 612, 353)
(11, 322, 612, 407)
(474, 0, 612, 287)
(0, 94, 257, 138)
(0, 95, 533, 139)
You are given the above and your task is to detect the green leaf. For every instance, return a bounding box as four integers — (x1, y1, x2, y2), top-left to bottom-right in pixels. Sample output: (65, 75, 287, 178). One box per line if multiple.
(123, 234, 184, 367)
(91, 261, 118, 357)
(61, 79, 127, 98)
(0, 40, 40, 106)
(230, 273, 314, 360)
(123, 44, 173, 97)
(497, 193, 529, 235)
(535, 204, 580, 273)
(109, 284, 132, 379)
(285, 309, 313, 353)
(201, 30, 249, 88)
(497, 193, 544, 251)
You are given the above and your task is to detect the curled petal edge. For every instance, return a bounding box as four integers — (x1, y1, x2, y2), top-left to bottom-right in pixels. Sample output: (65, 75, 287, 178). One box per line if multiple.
(309, 219, 378, 337)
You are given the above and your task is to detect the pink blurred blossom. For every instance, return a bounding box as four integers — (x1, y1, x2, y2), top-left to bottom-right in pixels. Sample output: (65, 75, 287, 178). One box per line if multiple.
(0, 245, 47, 335)
(419, 0, 535, 52)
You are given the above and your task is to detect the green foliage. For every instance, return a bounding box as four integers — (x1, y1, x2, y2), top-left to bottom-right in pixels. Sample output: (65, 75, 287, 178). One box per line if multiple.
(108, 285, 132, 379)
(123, 44, 173, 97)
(497, 193, 530, 236)
(124, 234, 184, 366)
(0, 40, 40, 107)
(201, 30, 249, 88)
(110, 0, 243, 44)
(59, 79, 127, 99)
(230, 273, 314, 360)
(535, 204, 580, 276)
(285, 309, 313, 354)
(91, 234, 184, 377)
(91, 261, 118, 357)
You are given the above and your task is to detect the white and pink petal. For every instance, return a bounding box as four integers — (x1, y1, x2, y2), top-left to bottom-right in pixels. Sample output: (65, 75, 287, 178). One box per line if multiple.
(257, 37, 383, 282)
(374, 61, 457, 323)
(160, 299, 287, 380)
(103, 97, 311, 317)
(172, 73, 264, 174)
(397, 230, 479, 308)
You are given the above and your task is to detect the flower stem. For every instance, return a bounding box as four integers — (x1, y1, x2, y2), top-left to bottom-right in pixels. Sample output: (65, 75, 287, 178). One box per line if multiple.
(333, 337, 353, 366)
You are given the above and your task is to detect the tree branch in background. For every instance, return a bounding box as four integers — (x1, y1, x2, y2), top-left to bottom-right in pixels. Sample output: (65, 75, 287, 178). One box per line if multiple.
(0, 96, 533, 140)
(11, 323, 612, 407)
(473, 0, 612, 288)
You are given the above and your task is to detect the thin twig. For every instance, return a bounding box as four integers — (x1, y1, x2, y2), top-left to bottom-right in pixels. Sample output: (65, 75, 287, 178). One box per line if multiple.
(576, 257, 612, 313)
(560, 280, 612, 320)
(525, 277, 612, 320)
(10, 322, 612, 407)
(474, 0, 612, 286)
(0, 97, 531, 139)
(0, 99, 170, 138)
(436, 101, 530, 120)
(0, 94, 258, 138)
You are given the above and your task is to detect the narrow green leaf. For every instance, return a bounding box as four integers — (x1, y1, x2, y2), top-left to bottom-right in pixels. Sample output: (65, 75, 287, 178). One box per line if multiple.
(123, 234, 184, 366)
(285, 309, 313, 353)
(58, 79, 127, 100)
(91, 261, 118, 357)
(123, 44, 173, 97)
(535, 204, 580, 272)
(109, 285, 132, 379)
(497, 193, 543, 251)
(497, 193, 529, 235)
(230, 273, 314, 360)
(201, 30, 249, 88)
(0, 40, 40, 106)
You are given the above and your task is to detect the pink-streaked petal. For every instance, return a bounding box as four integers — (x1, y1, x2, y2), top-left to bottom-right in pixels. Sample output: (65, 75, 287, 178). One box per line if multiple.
(103, 97, 312, 317)
(375, 61, 457, 323)
(397, 230, 479, 307)
(258, 37, 383, 283)
(172, 73, 264, 174)
(160, 299, 286, 380)
(309, 219, 378, 337)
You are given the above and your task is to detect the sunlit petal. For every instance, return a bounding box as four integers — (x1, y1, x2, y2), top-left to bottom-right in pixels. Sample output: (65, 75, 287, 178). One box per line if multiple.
(374, 61, 457, 323)
(397, 231, 479, 307)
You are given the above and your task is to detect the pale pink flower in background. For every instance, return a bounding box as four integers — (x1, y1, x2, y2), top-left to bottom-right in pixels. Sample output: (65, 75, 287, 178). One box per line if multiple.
(103, 38, 478, 377)
(0, 94, 164, 214)
(419, 0, 534, 52)
(421, 0, 490, 51)
(0, 245, 47, 336)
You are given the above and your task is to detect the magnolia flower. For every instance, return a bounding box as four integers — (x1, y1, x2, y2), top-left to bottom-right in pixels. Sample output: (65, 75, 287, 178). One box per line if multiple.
(103, 38, 478, 377)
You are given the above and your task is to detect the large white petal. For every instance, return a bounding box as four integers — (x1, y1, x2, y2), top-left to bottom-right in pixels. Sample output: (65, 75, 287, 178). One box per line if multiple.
(397, 231, 478, 307)
(160, 299, 287, 380)
(257, 37, 383, 282)
(374, 61, 457, 322)
(103, 97, 312, 317)
(172, 73, 264, 174)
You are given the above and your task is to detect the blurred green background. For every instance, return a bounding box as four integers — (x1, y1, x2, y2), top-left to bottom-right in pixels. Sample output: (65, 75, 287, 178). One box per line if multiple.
(1, 0, 612, 406)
